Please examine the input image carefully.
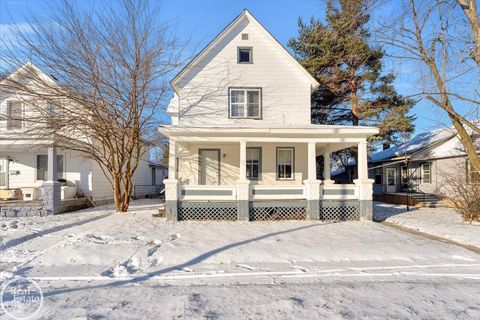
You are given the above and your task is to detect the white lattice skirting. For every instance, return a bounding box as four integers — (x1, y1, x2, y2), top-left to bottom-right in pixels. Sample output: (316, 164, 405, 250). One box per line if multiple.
(175, 200, 360, 221)
(319, 200, 360, 221)
(249, 201, 307, 221)
(178, 201, 238, 221)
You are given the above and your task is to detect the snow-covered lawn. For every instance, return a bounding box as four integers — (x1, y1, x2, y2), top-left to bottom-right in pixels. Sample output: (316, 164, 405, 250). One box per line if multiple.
(1, 199, 480, 319)
(374, 202, 480, 248)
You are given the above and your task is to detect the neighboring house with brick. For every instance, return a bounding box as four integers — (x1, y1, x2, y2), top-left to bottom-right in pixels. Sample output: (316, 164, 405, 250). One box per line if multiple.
(159, 10, 379, 221)
(0, 63, 166, 209)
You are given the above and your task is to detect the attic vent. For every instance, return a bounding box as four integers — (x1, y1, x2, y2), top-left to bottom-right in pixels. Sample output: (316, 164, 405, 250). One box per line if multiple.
(241, 33, 248, 40)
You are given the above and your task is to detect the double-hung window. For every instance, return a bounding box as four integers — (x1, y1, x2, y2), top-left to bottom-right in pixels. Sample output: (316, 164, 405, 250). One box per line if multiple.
(420, 163, 431, 184)
(277, 148, 294, 180)
(36, 155, 64, 181)
(229, 88, 261, 119)
(246, 147, 261, 180)
(7, 101, 23, 131)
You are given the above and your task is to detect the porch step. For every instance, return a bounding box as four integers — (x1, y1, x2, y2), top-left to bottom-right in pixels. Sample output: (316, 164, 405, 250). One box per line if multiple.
(415, 200, 449, 208)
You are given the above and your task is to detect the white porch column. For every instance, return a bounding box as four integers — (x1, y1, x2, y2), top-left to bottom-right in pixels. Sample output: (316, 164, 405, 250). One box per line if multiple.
(236, 140, 250, 221)
(42, 146, 61, 215)
(304, 141, 321, 220)
(353, 139, 374, 220)
(164, 139, 179, 221)
(322, 151, 334, 185)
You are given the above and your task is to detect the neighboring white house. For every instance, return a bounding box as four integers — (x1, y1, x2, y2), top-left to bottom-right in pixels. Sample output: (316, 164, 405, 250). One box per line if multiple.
(159, 10, 379, 221)
(0, 63, 165, 204)
(368, 124, 480, 197)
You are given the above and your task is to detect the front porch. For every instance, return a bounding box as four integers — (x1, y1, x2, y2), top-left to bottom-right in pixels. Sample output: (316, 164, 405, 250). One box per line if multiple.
(159, 126, 378, 221)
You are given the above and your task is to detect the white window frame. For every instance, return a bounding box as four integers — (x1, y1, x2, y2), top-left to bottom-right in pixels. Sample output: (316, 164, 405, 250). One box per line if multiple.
(386, 168, 396, 186)
(7, 101, 24, 131)
(420, 163, 431, 184)
(35, 154, 64, 181)
(228, 88, 262, 119)
(246, 147, 261, 180)
(276, 147, 294, 180)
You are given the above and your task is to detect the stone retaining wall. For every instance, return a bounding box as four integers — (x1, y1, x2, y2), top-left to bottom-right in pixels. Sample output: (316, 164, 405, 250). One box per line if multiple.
(0, 198, 91, 218)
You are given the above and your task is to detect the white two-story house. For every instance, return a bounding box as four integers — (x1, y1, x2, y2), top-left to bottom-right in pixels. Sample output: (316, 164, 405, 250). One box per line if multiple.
(0, 62, 166, 211)
(159, 10, 379, 221)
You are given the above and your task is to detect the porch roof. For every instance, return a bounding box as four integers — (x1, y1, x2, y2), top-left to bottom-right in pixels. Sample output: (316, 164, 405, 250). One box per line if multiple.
(159, 124, 379, 140)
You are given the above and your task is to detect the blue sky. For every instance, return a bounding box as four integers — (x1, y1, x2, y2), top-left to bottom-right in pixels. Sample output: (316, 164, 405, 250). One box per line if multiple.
(1, 0, 476, 135)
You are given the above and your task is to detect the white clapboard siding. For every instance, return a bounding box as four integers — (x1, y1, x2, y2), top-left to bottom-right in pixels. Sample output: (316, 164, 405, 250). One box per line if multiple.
(175, 16, 312, 127)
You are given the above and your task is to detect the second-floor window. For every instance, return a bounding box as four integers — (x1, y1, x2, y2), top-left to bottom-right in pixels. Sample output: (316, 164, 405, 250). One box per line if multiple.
(7, 101, 23, 131)
(229, 88, 261, 119)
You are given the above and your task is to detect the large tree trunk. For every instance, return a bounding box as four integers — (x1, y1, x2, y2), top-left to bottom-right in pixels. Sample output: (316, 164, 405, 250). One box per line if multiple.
(456, 0, 480, 65)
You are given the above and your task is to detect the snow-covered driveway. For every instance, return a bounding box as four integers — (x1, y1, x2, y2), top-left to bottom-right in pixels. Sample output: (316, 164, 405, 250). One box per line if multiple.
(1, 199, 480, 319)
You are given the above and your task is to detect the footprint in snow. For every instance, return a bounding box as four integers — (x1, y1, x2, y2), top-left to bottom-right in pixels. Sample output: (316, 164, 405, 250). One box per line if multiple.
(168, 234, 180, 241)
(147, 244, 162, 257)
(291, 265, 308, 272)
(235, 264, 255, 271)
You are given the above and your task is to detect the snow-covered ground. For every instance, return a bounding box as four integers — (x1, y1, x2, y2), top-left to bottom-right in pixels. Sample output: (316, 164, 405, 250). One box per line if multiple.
(1, 199, 480, 319)
(374, 202, 480, 248)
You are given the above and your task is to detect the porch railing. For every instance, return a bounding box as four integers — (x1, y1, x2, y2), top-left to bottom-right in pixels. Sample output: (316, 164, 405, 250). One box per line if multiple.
(178, 183, 360, 201)
(320, 184, 359, 200)
(179, 185, 237, 201)
(250, 185, 306, 200)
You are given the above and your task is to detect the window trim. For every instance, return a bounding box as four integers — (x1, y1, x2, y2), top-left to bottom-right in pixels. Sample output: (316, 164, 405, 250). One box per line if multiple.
(35, 154, 65, 182)
(276, 147, 295, 181)
(237, 46, 253, 64)
(246, 147, 262, 181)
(420, 162, 432, 184)
(7, 100, 24, 131)
(386, 168, 396, 186)
(228, 87, 262, 119)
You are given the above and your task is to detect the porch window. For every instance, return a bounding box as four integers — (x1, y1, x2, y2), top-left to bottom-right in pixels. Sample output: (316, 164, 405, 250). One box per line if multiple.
(7, 101, 23, 131)
(277, 148, 294, 180)
(420, 163, 431, 184)
(36, 155, 64, 181)
(229, 88, 261, 119)
(246, 147, 261, 180)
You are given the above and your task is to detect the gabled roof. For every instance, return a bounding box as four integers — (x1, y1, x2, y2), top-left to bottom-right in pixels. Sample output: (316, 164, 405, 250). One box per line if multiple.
(170, 9, 319, 91)
(370, 122, 480, 162)
(0, 61, 58, 87)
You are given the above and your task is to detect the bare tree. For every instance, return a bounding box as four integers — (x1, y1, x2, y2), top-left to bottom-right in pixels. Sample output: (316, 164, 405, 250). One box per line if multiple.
(377, 0, 480, 180)
(455, 0, 480, 65)
(0, 0, 182, 211)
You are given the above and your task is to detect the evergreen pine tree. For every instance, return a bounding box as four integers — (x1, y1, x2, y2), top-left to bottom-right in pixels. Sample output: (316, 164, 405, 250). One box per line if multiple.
(288, 0, 415, 150)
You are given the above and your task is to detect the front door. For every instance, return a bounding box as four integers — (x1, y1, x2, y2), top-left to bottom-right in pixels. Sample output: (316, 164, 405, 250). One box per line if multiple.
(199, 149, 220, 185)
(386, 168, 397, 193)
